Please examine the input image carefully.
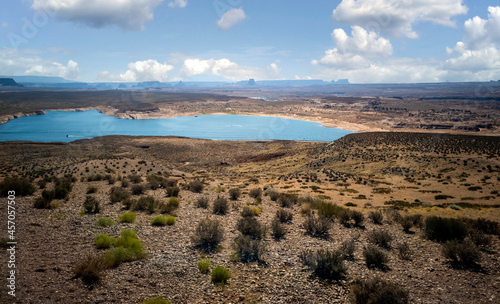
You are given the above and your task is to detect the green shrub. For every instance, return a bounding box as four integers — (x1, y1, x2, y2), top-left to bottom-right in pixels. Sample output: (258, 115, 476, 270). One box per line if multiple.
(86, 185, 98, 194)
(191, 218, 224, 251)
(197, 258, 211, 272)
(442, 239, 481, 267)
(195, 196, 209, 209)
(161, 197, 180, 214)
(212, 196, 228, 215)
(236, 217, 264, 239)
(229, 187, 241, 200)
(303, 216, 331, 237)
(72, 254, 106, 285)
(424, 216, 468, 242)
(367, 230, 393, 249)
(118, 212, 136, 223)
(95, 234, 116, 249)
(271, 219, 287, 239)
(276, 208, 293, 223)
(83, 195, 100, 214)
(151, 215, 167, 226)
(0, 177, 37, 196)
(300, 249, 347, 280)
(140, 297, 171, 304)
(368, 210, 384, 225)
(110, 187, 130, 203)
(96, 217, 114, 227)
(351, 277, 409, 304)
(232, 234, 266, 263)
(165, 215, 176, 225)
(363, 245, 389, 269)
(211, 266, 230, 285)
(103, 229, 147, 267)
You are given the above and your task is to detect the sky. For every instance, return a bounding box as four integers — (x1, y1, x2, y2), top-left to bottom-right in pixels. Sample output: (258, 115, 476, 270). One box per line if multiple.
(0, 0, 499, 83)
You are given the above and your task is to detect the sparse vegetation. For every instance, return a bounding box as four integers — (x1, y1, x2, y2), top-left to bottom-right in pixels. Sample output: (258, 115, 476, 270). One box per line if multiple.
(191, 218, 224, 251)
(232, 234, 266, 262)
(212, 196, 228, 215)
(228, 187, 241, 200)
(110, 186, 131, 203)
(303, 216, 331, 237)
(189, 179, 204, 193)
(73, 254, 106, 285)
(276, 208, 293, 223)
(368, 210, 384, 225)
(351, 277, 409, 304)
(367, 230, 393, 248)
(195, 196, 209, 209)
(424, 216, 468, 242)
(270, 219, 287, 239)
(83, 195, 100, 214)
(363, 245, 389, 269)
(0, 177, 36, 196)
(442, 239, 481, 267)
(299, 249, 347, 280)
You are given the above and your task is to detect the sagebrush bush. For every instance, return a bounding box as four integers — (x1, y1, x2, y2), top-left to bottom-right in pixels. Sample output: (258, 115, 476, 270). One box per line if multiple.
(265, 188, 279, 201)
(121, 179, 130, 188)
(33, 190, 53, 209)
(195, 196, 209, 209)
(236, 217, 265, 239)
(191, 218, 224, 251)
(229, 188, 241, 200)
(363, 245, 389, 269)
(342, 238, 356, 260)
(460, 217, 499, 235)
(299, 249, 347, 280)
(249, 188, 262, 199)
(338, 210, 351, 226)
(351, 277, 409, 304)
(96, 217, 114, 227)
(317, 202, 345, 219)
(132, 196, 158, 213)
(86, 185, 98, 194)
(241, 206, 255, 217)
(0, 177, 36, 196)
(83, 195, 100, 214)
(276, 208, 293, 223)
(424, 216, 468, 242)
(118, 212, 136, 223)
(53, 177, 73, 199)
(211, 266, 230, 285)
(147, 174, 163, 190)
(278, 193, 298, 208)
(110, 187, 131, 203)
(140, 297, 171, 304)
(233, 234, 266, 262)
(303, 216, 331, 237)
(368, 210, 384, 225)
(399, 216, 414, 233)
(350, 210, 364, 226)
(72, 254, 106, 285)
(189, 179, 204, 193)
(212, 196, 228, 215)
(197, 258, 211, 272)
(397, 241, 412, 260)
(468, 229, 491, 248)
(367, 229, 393, 248)
(131, 184, 145, 195)
(128, 174, 142, 184)
(442, 239, 481, 267)
(271, 219, 287, 239)
(165, 186, 180, 197)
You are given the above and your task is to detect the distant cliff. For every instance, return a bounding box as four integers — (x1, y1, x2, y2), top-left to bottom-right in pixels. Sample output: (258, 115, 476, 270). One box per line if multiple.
(0, 78, 23, 87)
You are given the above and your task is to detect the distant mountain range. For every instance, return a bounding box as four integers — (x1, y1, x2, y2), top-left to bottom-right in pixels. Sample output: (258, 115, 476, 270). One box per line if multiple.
(0, 76, 350, 89)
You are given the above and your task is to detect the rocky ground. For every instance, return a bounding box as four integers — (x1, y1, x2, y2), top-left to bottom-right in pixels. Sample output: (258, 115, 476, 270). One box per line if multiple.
(0, 133, 499, 303)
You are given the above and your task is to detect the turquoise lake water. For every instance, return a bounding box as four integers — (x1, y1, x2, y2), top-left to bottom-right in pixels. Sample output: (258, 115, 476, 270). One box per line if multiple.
(0, 110, 354, 142)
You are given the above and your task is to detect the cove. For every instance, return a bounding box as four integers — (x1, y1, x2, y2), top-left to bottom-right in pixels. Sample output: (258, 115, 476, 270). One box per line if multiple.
(0, 110, 354, 142)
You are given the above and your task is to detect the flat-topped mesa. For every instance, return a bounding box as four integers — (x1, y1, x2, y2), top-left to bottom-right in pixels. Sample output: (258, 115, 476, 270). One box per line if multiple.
(0, 78, 23, 87)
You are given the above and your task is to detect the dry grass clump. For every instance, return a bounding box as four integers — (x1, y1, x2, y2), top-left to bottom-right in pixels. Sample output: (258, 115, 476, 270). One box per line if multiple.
(368, 210, 384, 225)
(367, 229, 393, 249)
(72, 254, 106, 285)
(195, 196, 209, 209)
(276, 208, 293, 223)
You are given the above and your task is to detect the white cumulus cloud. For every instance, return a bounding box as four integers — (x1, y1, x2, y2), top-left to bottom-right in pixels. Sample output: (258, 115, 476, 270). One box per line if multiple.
(443, 6, 500, 75)
(31, 0, 164, 30)
(217, 8, 247, 30)
(0, 47, 80, 80)
(101, 59, 174, 82)
(332, 0, 468, 38)
(168, 0, 187, 8)
(312, 26, 393, 69)
(180, 57, 280, 81)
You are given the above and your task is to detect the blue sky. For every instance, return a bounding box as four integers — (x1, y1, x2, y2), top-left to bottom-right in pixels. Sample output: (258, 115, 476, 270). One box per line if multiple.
(1, 0, 499, 83)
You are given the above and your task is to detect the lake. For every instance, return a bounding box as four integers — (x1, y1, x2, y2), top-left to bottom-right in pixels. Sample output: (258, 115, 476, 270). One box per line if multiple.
(0, 110, 354, 142)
